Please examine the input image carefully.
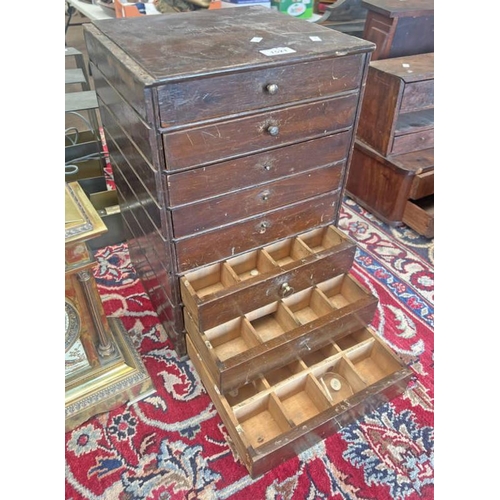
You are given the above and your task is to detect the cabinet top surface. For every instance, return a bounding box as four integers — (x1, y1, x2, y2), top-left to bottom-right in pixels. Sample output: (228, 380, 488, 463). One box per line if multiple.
(91, 6, 374, 81)
(370, 52, 433, 81)
(361, 0, 434, 17)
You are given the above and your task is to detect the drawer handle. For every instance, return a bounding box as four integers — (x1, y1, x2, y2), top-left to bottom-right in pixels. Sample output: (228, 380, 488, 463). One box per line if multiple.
(280, 282, 294, 298)
(266, 83, 279, 95)
(267, 125, 279, 136)
(258, 221, 270, 234)
(261, 191, 270, 201)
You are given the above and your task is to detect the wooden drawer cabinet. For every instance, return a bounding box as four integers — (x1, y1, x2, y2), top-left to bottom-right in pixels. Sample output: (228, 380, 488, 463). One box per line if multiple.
(361, 0, 434, 61)
(85, 7, 376, 354)
(356, 53, 434, 157)
(347, 53, 434, 237)
(85, 7, 411, 476)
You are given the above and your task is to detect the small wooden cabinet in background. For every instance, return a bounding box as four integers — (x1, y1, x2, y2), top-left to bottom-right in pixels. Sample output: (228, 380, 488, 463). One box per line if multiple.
(346, 52, 434, 237)
(361, 0, 434, 61)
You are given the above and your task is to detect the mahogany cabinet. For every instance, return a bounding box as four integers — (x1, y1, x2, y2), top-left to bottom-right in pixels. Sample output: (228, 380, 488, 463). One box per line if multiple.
(347, 53, 434, 237)
(84, 6, 376, 356)
(84, 7, 411, 476)
(361, 0, 434, 60)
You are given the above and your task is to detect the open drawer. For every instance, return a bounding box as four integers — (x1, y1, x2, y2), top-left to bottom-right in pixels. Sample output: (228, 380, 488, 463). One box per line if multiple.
(185, 273, 378, 394)
(180, 225, 356, 332)
(402, 194, 434, 238)
(187, 326, 412, 478)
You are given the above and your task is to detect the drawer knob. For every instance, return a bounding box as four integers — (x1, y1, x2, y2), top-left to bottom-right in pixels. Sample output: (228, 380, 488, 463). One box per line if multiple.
(266, 83, 279, 95)
(263, 164, 271, 171)
(280, 282, 294, 298)
(261, 191, 270, 201)
(258, 221, 269, 234)
(267, 125, 279, 136)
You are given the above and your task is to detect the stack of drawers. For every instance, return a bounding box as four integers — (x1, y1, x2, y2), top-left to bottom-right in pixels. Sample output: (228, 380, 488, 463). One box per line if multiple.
(84, 6, 411, 475)
(346, 52, 434, 237)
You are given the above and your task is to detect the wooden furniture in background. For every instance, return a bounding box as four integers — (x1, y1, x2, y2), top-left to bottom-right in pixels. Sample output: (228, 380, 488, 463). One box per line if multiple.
(84, 7, 411, 475)
(361, 0, 434, 60)
(346, 52, 434, 237)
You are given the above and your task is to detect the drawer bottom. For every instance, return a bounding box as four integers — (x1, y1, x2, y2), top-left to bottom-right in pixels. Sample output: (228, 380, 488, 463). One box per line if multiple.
(187, 327, 412, 478)
(403, 195, 434, 238)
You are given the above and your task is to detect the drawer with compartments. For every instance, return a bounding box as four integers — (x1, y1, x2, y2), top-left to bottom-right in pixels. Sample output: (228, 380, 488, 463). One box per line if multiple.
(187, 325, 412, 478)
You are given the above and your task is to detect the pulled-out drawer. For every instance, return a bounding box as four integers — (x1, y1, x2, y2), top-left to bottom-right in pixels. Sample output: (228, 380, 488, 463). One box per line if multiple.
(408, 169, 434, 200)
(181, 225, 356, 331)
(402, 194, 434, 238)
(187, 326, 412, 478)
(185, 272, 378, 394)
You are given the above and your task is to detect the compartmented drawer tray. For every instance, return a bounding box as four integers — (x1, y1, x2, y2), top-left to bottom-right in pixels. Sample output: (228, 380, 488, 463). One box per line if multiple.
(185, 272, 378, 394)
(181, 225, 357, 331)
(187, 326, 412, 478)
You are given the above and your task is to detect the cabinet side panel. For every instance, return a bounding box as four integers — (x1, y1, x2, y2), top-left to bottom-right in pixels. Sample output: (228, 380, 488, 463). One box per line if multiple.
(84, 24, 154, 122)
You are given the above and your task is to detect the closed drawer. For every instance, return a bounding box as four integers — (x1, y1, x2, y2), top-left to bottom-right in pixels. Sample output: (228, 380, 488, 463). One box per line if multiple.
(174, 191, 340, 272)
(165, 132, 352, 207)
(187, 326, 411, 478)
(391, 127, 434, 155)
(402, 195, 434, 238)
(181, 225, 356, 331)
(157, 54, 365, 129)
(162, 93, 359, 171)
(400, 80, 434, 113)
(171, 163, 344, 238)
(186, 272, 378, 394)
(408, 169, 434, 200)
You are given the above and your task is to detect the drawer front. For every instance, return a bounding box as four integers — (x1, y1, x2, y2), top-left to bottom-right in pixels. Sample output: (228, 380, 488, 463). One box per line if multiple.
(186, 273, 378, 394)
(408, 169, 434, 200)
(400, 80, 434, 113)
(157, 54, 365, 129)
(391, 128, 434, 155)
(181, 225, 356, 331)
(187, 327, 411, 478)
(171, 163, 345, 238)
(174, 191, 340, 272)
(166, 132, 352, 207)
(163, 93, 359, 171)
(402, 195, 434, 238)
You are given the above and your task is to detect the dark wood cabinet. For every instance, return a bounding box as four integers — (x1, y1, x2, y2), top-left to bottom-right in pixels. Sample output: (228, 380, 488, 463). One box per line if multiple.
(347, 53, 434, 237)
(84, 6, 377, 356)
(361, 0, 434, 60)
(85, 7, 411, 476)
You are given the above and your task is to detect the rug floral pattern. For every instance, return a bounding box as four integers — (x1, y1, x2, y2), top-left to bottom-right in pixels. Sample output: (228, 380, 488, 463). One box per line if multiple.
(65, 197, 434, 500)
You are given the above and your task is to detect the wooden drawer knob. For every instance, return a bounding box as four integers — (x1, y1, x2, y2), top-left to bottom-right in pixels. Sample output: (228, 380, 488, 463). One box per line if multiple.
(267, 125, 280, 136)
(261, 191, 270, 201)
(257, 221, 270, 234)
(280, 282, 294, 298)
(266, 83, 279, 95)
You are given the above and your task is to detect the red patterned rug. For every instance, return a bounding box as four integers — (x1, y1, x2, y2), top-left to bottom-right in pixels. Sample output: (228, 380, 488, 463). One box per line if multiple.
(65, 197, 434, 500)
